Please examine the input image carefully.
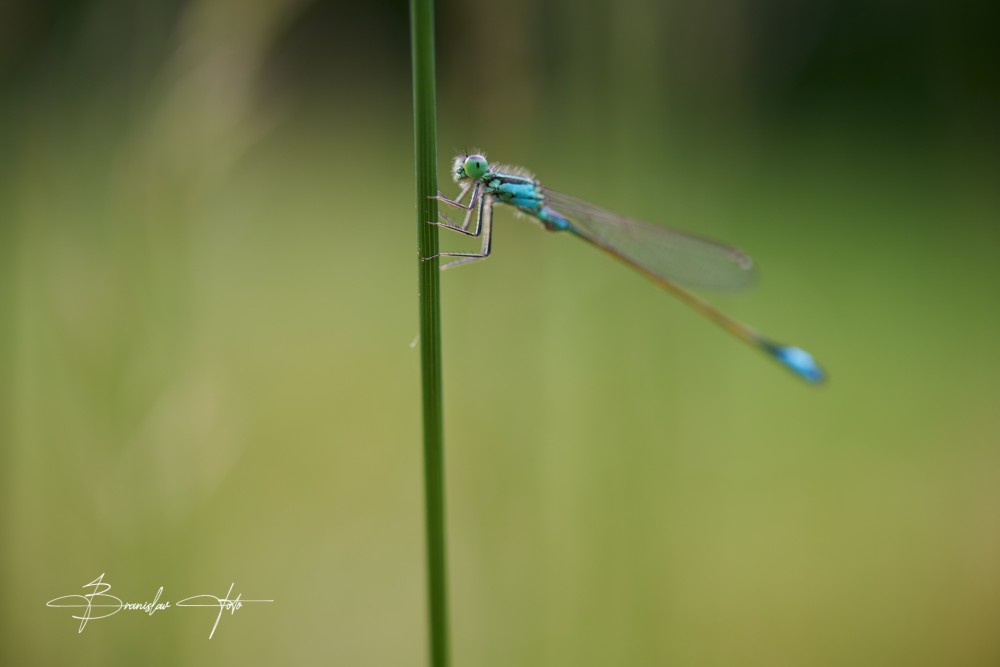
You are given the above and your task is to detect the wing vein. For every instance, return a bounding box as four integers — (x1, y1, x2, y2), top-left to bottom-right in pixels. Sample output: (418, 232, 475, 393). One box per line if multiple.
(544, 189, 756, 291)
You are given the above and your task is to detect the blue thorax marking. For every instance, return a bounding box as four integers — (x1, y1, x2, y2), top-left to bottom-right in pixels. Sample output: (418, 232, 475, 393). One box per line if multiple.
(485, 172, 544, 207)
(479, 171, 569, 231)
(498, 182, 539, 200)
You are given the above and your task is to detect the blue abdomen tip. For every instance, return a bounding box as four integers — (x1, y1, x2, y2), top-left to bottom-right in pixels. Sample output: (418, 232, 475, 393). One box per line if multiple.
(772, 345, 825, 383)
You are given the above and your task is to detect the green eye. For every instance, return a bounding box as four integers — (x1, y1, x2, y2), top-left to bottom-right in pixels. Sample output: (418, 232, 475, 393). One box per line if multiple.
(463, 154, 489, 179)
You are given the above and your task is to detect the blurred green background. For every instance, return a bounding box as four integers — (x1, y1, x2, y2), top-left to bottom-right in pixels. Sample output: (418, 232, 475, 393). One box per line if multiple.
(2, 0, 999, 665)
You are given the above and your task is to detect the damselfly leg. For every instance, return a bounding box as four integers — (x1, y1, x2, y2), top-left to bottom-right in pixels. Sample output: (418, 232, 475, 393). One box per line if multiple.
(429, 183, 483, 236)
(422, 193, 494, 269)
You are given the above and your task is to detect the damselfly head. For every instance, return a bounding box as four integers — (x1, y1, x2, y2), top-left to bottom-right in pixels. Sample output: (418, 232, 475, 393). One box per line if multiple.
(453, 153, 489, 182)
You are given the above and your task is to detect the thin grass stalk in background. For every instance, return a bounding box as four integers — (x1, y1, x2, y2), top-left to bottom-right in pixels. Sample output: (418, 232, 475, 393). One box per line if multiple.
(409, 0, 449, 665)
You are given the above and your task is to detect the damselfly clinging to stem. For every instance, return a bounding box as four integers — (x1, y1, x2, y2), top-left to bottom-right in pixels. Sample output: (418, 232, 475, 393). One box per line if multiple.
(426, 152, 825, 383)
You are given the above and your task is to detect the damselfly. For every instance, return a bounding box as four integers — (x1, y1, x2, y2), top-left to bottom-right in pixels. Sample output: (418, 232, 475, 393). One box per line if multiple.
(427, 152, 825, 383)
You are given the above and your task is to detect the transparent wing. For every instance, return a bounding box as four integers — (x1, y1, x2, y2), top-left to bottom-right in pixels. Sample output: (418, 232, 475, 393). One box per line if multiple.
(544, 189, 756, 291)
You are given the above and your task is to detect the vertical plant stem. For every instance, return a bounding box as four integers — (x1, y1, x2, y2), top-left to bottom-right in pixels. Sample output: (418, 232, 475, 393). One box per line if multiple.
(410, 0, 449, 666)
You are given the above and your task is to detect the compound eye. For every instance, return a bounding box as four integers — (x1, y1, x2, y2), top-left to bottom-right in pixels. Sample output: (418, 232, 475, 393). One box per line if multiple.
(463, 155, 488, 179)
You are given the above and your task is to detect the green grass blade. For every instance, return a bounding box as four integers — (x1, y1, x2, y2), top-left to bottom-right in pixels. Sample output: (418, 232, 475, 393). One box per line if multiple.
(409, 0, 449, 665)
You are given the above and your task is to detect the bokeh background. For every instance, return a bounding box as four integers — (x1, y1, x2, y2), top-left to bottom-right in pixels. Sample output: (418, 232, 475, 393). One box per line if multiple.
(2, 0, 999, 665)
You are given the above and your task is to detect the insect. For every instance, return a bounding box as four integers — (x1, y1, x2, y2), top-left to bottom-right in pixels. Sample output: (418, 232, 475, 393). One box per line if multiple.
(426, 152, 825, 383)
